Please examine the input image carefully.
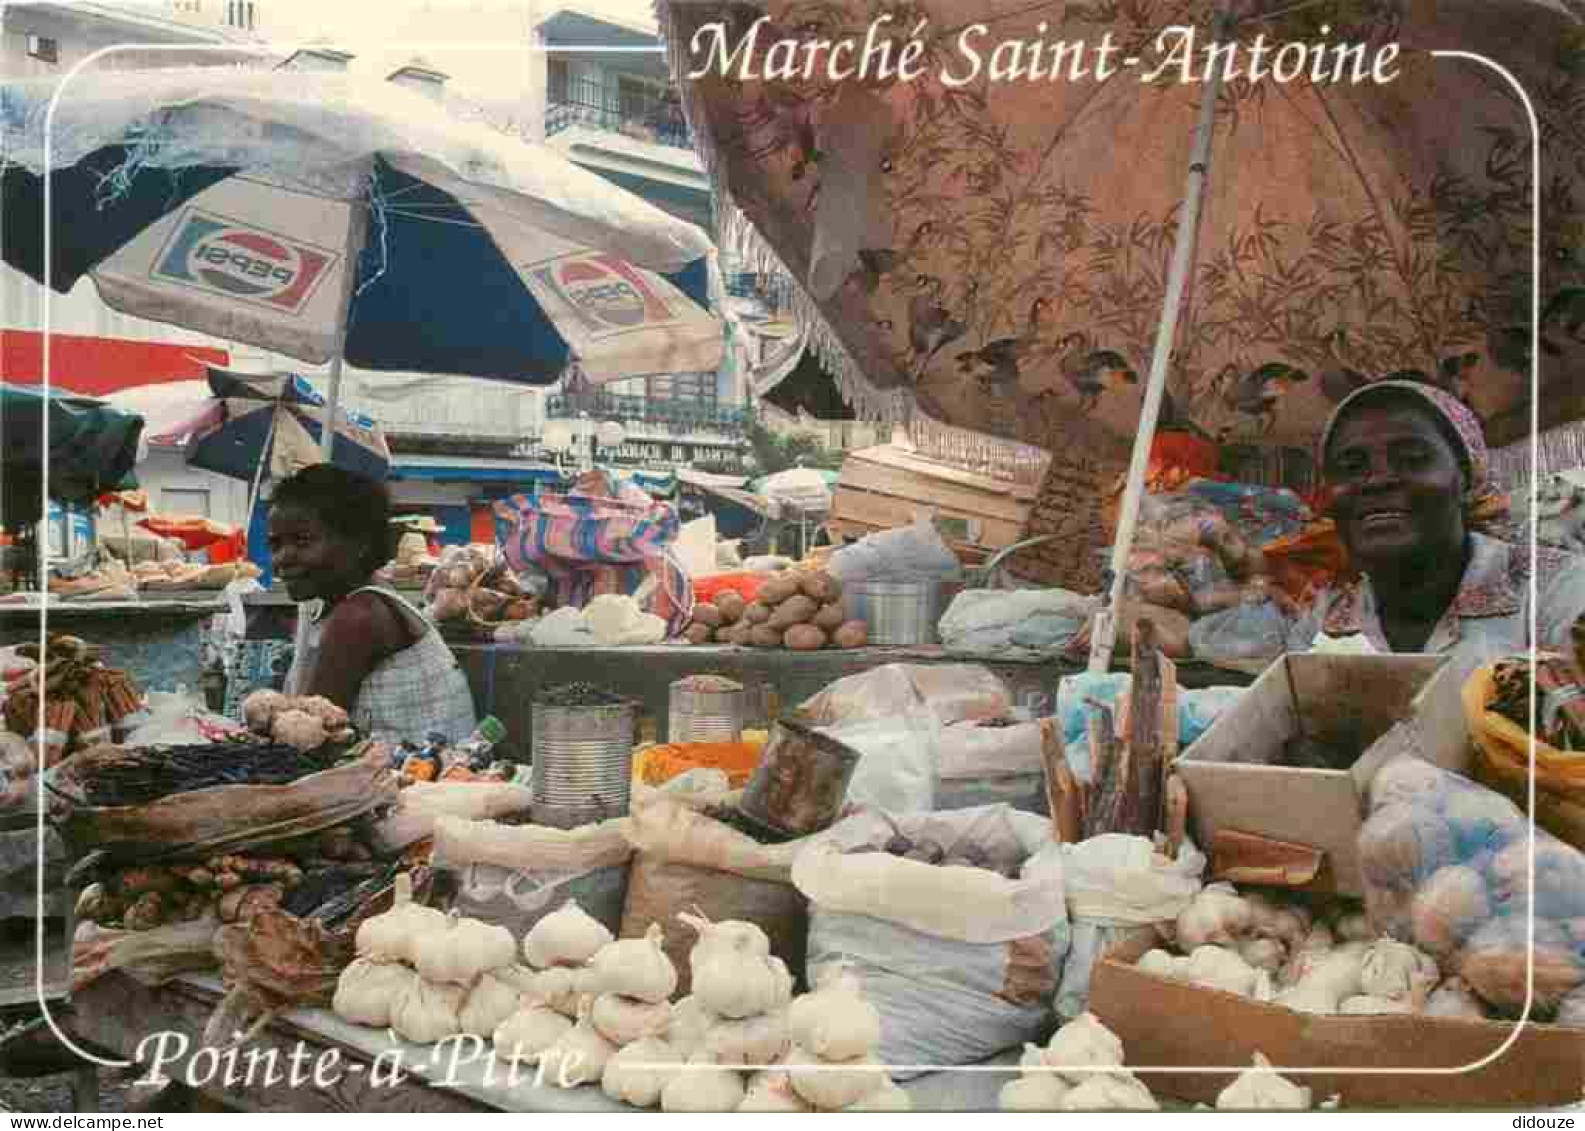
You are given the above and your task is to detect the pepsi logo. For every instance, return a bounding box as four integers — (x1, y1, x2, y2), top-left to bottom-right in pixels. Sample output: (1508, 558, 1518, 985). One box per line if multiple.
(555, 259, 650, 328)
(152, 210, 337, 315)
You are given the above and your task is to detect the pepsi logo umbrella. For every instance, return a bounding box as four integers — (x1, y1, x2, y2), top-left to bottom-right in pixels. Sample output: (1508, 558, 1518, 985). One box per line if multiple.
(0, 68, 725, 393)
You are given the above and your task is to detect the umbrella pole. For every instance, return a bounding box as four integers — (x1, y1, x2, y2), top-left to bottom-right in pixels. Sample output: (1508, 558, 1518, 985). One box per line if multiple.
(1088, 6, 1236, 674)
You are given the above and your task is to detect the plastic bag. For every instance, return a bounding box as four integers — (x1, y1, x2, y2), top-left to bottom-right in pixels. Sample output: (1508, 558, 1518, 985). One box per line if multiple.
(820, 709, 942, 814)
(827, 516, 963, 586)
(795, 805, 1070, 1076)
(796, 663, 1012, 728)
(128, 688, 239, 747)
(1056, 674, 1243, 781)
(433, 815, 632, 939)
(937, 720, 1047, 814)
(1359, 756, 1585, 1016)
(938, 588, 1095, 658)
(1189, 599, 1293, 665)
(1055, 834, 1206, 1017)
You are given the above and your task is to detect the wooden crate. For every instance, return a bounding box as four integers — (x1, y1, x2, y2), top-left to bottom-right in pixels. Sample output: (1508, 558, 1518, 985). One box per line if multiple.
(829, 444, 1044, 559)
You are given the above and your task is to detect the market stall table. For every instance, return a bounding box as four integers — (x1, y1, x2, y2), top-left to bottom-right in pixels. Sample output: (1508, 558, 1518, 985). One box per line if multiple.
(67, 972, 1017, 1113)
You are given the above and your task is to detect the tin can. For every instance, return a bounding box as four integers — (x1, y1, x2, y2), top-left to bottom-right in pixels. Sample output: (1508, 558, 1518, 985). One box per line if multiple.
(668, 676, 745, 743)
(739, 718, 861, 838)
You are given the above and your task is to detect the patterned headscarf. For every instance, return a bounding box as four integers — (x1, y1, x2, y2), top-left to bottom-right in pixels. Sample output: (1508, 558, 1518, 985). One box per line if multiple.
(1318, 379, 1510, 535)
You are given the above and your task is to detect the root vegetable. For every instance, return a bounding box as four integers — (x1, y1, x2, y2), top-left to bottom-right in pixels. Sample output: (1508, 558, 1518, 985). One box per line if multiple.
(749, 625, 783, 649)
(271, 709, 326, 753)
(702, 1010, 789, 1066)
(799, 572, 842, 604)
(592, 993, 672, 1046)
(786, 1045, 884, 1110)
(459, 970, 524, 1037)
(768, 595, 818, 631)
(412, 914, 516, 985)
(1216, 1053, 1311, 1110)
(742, 601, 772, 625)
(355, 873, 447, 963)
(661, 1052, 746, 1112)
(1176, 885, 1253, 949)
(523, 900, 613, 969)
(758, 577, 801, 606)
(1000, 1074, 1071, 1111)
(683, 624, 714, 645)
(788, 967, 880, 1062)
(1040, 1012, 1124, 1083)
(123, 892, 165, 931)
(832, 621, 868, 649)
(739, 1069, 812, 1113)
(1410, 865, 1490, 958)
(602, 1037, 677, 1108)
(390, 977, 465, 1044)
(334, 958, 419, 1029)
(293, 695, 349, 732)
(1358, 939, 1439, 1006)
(1458, 919, 1585, 1011)
(541, 1006, 617, 1087)
(493, 1004, 572, 1062)
(716, 592, 746, 624)
(583, 924, 677, 1004)
(1244, 892, 1310, 945)
(667, 996, 713, 1060)
(813, 603, 846, 631)
(783, 624, 827, 651)
(692, 603, 724, 628)
(242, 690, 287, 733)
(1057, 1073, 1158, 1111)
(1239, 937, 1286, 974)
(1424, 977, 1489, 1020)
(1339, 994, 1414, 1015)
(1185, 945, 1262, 997)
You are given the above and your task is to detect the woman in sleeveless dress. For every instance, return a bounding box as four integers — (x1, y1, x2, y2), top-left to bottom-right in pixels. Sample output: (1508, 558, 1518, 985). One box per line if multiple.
(267, 465, 477, 744)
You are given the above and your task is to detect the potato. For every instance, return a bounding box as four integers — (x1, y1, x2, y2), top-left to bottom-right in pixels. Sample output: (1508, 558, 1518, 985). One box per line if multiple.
(768, 594, 819, 631)
(743, 601, 772, 625)
(784, 624, 827, 651)
(759, 575, 801, 605)
(716, 591, 747, 624)
(749, 624, 784, 648)
(813, 602, 845, 631)
(683, 623, 714, 645)
(725, 623, 754, 647)
(692, 602, 724, 628)
(799, 571, 842, 603)
(832, 621, 869, 649)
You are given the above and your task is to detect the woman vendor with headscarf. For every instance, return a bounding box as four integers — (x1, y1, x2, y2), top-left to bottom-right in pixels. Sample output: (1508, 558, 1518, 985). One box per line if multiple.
(1287, 380, 1585, 675)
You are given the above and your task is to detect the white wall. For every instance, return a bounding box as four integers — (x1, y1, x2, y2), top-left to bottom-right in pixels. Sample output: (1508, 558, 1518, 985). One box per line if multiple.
(132, 448, 254, 527)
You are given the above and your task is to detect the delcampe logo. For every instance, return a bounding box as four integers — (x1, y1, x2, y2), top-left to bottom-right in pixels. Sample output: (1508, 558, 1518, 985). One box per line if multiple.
(152, 209, 338, 314)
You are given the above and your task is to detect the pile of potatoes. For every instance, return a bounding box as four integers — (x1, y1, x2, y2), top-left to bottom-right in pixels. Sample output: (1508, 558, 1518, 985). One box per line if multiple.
(681, 571, 870, 651)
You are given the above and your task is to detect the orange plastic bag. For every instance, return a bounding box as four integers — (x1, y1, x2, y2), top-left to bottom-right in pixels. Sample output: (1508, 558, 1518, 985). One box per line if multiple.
(1461, 661, 1585, 850)
(1260, 520, 1351, 606)
(692, 572, 770, 605)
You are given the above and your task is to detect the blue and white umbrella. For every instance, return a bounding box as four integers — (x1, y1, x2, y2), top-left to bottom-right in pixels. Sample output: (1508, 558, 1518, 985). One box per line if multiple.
(0, 68, 725, 411)
(163, 365, 391, 485)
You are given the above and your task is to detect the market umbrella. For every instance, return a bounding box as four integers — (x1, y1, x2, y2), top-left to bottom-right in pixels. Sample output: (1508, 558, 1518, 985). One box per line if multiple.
(0, 383, 143, 517)
(0, 67, 726, 433)
(752, 466, 835, 513)
(663, 0, 1585, 662)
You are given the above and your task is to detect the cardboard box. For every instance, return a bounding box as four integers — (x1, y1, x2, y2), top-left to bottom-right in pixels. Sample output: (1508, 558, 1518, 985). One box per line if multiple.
(1178, 654, 1457, 896)
(1089, 933, 1585, 1109)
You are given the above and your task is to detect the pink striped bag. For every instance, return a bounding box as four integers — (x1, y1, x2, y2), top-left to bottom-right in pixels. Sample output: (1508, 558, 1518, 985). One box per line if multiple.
(493, 475, 693, 632)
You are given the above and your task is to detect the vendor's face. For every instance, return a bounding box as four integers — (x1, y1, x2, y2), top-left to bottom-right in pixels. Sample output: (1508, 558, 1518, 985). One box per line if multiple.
(266, 504, 365, 601)
(1325, 402, 1466, 572)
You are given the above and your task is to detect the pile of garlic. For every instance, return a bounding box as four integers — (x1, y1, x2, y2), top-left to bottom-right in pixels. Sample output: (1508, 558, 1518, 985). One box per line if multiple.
(1138, 883, 1454, 1017)
(490, 900, 616, 1070)
(999, 1013, 1157, 1111)
(333, 872, 522, 1044)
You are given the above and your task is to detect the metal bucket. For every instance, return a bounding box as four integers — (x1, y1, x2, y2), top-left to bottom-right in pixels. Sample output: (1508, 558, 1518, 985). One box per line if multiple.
(530, 702, 635, 830)
(739, 718, 862, 838)
(668, 677, 746, 743)
(844, 580, 943, 646)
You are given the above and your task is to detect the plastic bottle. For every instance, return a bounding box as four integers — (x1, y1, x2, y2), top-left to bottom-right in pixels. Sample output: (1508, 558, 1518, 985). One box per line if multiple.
(450, 715, 507, 770)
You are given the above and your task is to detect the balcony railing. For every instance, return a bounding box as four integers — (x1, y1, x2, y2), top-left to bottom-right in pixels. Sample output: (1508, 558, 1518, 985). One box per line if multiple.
(724, 271, 797, 315)
(545, 76, 692, 151)
(547, 392, 748, 435)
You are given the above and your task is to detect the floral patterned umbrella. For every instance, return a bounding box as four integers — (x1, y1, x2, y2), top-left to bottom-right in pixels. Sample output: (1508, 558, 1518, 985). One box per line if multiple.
(662, 0, 1585, 462)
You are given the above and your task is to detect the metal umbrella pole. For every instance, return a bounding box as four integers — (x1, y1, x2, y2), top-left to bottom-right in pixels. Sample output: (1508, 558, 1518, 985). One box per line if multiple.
(1087, 5, 1236, 673)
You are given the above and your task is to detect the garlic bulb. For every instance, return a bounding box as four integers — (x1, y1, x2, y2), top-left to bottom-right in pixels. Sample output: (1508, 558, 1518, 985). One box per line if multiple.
(682, 912, 788, 1020)
(668, 995, 714, 1060)
(390, 977, 466, 1045)
(785, 1043, 885, 1110)
(702, 1009, 789, 1066)
(1244, 892, 1310, 945)
(523, 965, 583, 1018)
(583, 924, 678, 1004)
(1359, 939, 1439, 1006)
(523, 900, 613, 969)
(333, 957, 418, 1029)
(1424, 978, 1489, 1020)
(999, 1073, 1071, 1111)
(1185, 945, 1260, 997)
(1339, 994, 1414, 1015)
(1238, 937, 1286, 974)
(842, 1078, 912, 1111)
(1041, 1012, 1125, 1084)
(354, 873, 446, 963)
(738, 1069, 813, 1113)
(458, 970, 524, 1038)
(787, 967, 881, 1062)
(412, 913, 516, 986)
(1019, 1042, 1048, 1072)
(1137, 949, 1187, 980)
(492, 1004, 572, 1063)
(591, 993, 673, 1047)
(660, 1052, 747, 1113)
(540, 1005, 618, 1087)
(1216, 1053, 1311, 1110)
(1057, 1072, 1158, 1111)
(1332, 911, 1374, 943)
(601, 1037, 678, 1108)
(679, 911, 771, 962)
(1175, 885, 1253, 949)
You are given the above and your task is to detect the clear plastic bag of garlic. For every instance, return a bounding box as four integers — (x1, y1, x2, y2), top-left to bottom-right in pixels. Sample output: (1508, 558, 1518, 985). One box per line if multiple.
(999, 1013, 1156, 1111)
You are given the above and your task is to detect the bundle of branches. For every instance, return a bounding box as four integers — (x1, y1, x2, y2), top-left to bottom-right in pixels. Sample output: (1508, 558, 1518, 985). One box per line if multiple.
(3, 634, 143, 764)
(57, 741, 346, 808)
(1488, 655, 1585, 752)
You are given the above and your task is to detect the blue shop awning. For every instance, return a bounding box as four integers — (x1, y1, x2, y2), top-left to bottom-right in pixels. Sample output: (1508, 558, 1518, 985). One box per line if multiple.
(389, 457, 567, 486)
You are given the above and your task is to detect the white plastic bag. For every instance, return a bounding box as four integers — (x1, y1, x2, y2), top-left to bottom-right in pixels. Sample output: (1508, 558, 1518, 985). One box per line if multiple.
(820, 710, 942, 814)
(938, 589, 1095, 658)
(1056, 834, 1207, 1018)
(797, 663, 1012, 728)
(795, 805, 1070, 1077)
(125, 688, 231, 747)
(937, 720, 1047, 814)
(827, 516, 964, 586)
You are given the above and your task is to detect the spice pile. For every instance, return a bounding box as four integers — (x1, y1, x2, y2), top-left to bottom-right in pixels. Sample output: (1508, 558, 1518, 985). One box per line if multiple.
(684, 572, 868, 651)
(55, 741, 346, 808)
(2, 635, 145, 764)
(535, 682, 628, 708)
